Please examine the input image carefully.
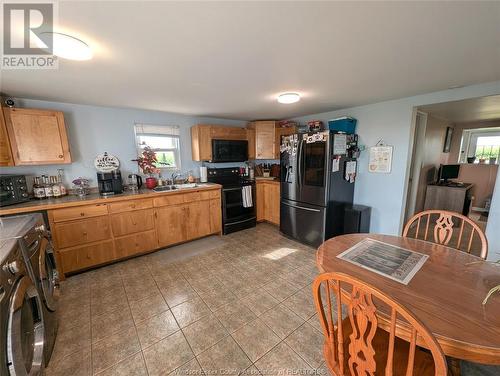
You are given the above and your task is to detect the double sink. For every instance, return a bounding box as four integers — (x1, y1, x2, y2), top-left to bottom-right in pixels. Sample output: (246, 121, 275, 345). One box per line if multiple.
(152, 183, 209, 192)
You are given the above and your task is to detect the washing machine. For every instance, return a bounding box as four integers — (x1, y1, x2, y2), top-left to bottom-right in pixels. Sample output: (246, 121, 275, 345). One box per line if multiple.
(1, 237, 45, 375)
(1, 214, 59, 368)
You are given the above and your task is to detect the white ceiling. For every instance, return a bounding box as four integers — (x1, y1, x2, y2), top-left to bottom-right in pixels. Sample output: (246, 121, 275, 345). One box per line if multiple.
(419, 95, 500, 123)
(1, 1, 500, 120)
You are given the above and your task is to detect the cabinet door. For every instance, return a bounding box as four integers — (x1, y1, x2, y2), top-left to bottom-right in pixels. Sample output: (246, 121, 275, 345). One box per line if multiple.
(210, 126, 247, 140)
(155, 205, 186, 247)
(209, 198, 222, 233)
(4, 108, 71, 165)
(268, 184, 280, 225)
(256, 182, 265, 222)
(191, 125, 212, 161)
(111, 209, 155, 237)
(114, 230, 158, 258)
(246, 128, 256, 160)
(254, 121, 276, 159)
(0, 108, 13, 166)
(185, 200, 211, 240)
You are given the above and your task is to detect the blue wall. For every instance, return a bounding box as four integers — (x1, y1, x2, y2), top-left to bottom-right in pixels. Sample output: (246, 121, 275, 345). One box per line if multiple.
(1, 98, 246, 186)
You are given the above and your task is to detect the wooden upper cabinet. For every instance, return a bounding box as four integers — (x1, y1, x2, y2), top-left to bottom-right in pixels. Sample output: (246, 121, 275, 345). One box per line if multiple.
(191, 124, 247, 161)
(247, 121, 297, 160)
(3, 108, 71, 165)
(0, 107, 14, 166)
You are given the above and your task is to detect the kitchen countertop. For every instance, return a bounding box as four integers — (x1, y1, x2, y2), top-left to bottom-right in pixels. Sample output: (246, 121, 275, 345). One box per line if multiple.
(255, 178, 280, 184)
(0, 183, 222, 215)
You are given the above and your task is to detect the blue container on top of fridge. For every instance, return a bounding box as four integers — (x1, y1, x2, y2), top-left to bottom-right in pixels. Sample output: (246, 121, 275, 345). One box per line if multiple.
(328, 117, 357, 134)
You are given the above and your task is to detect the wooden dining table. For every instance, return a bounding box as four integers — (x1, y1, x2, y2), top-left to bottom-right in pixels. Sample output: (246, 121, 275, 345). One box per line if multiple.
(316, 233, 500, 365)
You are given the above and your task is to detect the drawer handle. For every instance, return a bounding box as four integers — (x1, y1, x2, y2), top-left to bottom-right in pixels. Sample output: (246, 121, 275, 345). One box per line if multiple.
(58, 154, 63, 158)
(80, 212, 85, 216)
(131, 204, 136, 208)
(132, 222, 137, 226)
(82, 231, 88, 236)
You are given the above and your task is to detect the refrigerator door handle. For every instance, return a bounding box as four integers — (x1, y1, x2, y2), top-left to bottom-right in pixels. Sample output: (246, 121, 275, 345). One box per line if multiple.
(281, 201, 321, 212)
(297, 139, 304, 187)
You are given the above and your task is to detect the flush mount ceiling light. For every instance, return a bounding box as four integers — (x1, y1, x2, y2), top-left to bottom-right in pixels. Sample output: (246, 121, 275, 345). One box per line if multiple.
(277, 93, 301, 104)
(38, 32, 92, 61)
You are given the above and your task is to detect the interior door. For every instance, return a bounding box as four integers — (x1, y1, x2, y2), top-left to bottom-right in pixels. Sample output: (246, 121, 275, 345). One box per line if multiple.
(185, 200, 211, 239)
(156, 205, 186, 247)
(38, 237, 60, 312)
(7, 276, 45, 376)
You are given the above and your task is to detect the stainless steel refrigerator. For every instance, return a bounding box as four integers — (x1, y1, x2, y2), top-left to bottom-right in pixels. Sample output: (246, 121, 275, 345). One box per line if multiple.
(280, 130, 358, 247)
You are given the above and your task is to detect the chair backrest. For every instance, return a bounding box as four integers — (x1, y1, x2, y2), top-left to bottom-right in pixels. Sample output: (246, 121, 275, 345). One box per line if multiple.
(312, 272, 447, 376)
(402, 210, 488, 259)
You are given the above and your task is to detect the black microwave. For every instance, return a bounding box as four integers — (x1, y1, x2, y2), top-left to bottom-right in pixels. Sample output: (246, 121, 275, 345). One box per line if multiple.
(0, 175, 30, 206)
(211, 139, 248, 163)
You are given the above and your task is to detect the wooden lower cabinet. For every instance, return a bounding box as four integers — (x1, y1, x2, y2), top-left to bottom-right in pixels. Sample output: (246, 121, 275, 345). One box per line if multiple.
(115, 230, 157, 258)
(59, 240, 115, 273)
(185, 200, 211, 239)
(53, 216, 111, 249)
(50, 188, 222, 275)
(256, 181, 280, 225)
(156, 204, 186, 247)
(209, 199, 222, 233)
(111, 209, 155, 237)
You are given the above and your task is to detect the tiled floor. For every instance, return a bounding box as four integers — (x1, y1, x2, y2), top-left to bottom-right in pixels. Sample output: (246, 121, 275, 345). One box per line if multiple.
(46, 223, 330, 376)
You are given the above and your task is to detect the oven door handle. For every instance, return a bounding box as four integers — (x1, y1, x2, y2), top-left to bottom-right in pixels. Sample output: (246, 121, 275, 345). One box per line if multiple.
(281, 201, 321, 212)
(223, 187, 243, 192)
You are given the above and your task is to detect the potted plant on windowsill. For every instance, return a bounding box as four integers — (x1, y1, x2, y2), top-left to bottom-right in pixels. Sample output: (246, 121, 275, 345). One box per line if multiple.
(132, 145, 167, 189)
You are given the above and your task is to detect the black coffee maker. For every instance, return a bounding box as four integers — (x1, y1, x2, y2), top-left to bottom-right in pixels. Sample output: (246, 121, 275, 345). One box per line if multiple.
(97, 170, 123, 196)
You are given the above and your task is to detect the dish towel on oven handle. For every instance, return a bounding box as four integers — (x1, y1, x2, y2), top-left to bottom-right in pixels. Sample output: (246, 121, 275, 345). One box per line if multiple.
(242, 185, 253, 208)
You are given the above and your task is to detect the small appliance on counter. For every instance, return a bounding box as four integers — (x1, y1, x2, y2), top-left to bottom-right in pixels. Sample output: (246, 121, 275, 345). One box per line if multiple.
(0, 174, 29, 207)
(128, 174, 143, 192)
(94, 152, 124, 196)
(97, 170, 123, 196)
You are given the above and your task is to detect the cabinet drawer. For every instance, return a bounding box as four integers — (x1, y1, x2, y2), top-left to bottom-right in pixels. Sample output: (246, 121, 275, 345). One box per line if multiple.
(51, 204, 108, 222)
(183, 191, 212, 202)
(114, 230, 157, 258)
(153, 194, 184, 207)
(59, 240, 115, 273)
(110, 209, 155, 237)
(54, 216, 111, 248)
(208, 190, 221, 199)
(108, 199, 153, 213)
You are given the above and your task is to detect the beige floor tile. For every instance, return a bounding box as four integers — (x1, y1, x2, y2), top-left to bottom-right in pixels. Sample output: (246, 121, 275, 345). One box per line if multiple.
(91, 307, 135, 343)
(284, 323, 324, 368)
(91, 327, 141, 374)
(307, 314, 324, 334)
(260, 304, 304, 340)
(143, 331, 195, 376)
(136, 309, 180, 349)
(96, 352, 148, 376)
(213, 303, 257, 333)
(254, 342, 313, 376)
(242, 365, 263, 376)
(160, 280, 198, 307)
(281, 288, 316, 320)
(123, 277, 159, 302)
(232, 319, 281, 362)
(50, 321, 91, 364)
(168, 357, 204, 376)
(241, 291, 279, 316)
(198, 288, 238, 310)
(45, 347, 91, 376)
(262, 278, 301, 302)
(171, 297, 211, 327)
(182, 314, 228, 355)
(91, 293, 129, 318)
(197, 336, 251, 376)
(129, 292, 169, 324)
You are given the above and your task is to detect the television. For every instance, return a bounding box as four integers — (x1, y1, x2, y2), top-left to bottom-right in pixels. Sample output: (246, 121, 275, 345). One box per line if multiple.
(438, 164, 460, 183)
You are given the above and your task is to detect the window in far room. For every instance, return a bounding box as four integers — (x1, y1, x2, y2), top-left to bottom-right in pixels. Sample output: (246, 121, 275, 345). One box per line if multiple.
(458, 127, 500, 164)
(134, 124, 181, 170)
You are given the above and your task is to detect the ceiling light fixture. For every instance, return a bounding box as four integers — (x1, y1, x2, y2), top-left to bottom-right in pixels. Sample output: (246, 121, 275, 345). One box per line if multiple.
(38, 32, 93, 61)
(277, 93, 301, 104)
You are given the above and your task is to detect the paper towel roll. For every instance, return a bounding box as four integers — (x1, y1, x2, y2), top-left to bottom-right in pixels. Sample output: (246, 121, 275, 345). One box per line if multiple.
(200, 166, 208, 182)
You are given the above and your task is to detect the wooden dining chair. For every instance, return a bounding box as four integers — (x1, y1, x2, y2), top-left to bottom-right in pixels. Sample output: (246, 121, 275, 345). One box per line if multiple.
(312, 272, 447, 376)
(402, 210, 488, 259)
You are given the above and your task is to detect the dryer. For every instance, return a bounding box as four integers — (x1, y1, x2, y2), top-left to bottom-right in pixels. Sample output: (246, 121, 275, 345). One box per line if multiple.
(1, 237, 45, 376)
(0, 214, 59, 367)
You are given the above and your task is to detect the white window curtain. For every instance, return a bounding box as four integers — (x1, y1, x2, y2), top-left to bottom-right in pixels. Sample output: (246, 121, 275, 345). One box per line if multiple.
(134, 123, 181, 170)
